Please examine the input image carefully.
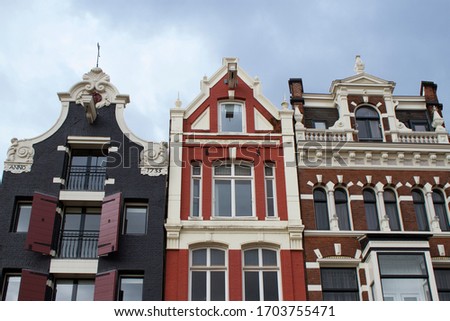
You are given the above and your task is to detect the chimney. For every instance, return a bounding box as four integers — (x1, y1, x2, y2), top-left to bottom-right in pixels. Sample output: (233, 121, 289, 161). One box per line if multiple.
(421, 81, 443, 117)
(288, 78, 304, 112)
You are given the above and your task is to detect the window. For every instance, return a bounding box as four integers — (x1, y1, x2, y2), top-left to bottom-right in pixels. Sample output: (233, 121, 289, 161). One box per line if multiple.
(412, 190, 429, 231)
(191, 162, 202, 217)
(410, 120, 430, 132)
(124, 205, 147, 234)
(434, 269, 450, 301)
(314, 188, 329, 230)
(355, 106, 382, 141)
(243, 248, 279, 301)
(12, 201, 32, 232)
(118, 276, 143, 301)
(384, 189, 401, 231)
(312, 120, 327, 129)
(364, 189, 379, 230)
(190, 248, 226, 301)
(335, 189, 351, 230)
(54, 279, 94, 301)
(213, 162, 253, 217)
(59, 207, 101, 258)
(264, 163, 276, 217)
(432, 190, 449, 231)
(378, 254, 431, 301)
(66, 150, 107, 191)
(321, 268, 359, 301)
(2, 275, 21, 301)
(219, 103, 243, 132)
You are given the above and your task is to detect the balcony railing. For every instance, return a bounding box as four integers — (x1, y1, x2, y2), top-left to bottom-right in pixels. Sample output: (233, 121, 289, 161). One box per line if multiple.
(59, 230, 99, 259)
(66, 165, 106, 191)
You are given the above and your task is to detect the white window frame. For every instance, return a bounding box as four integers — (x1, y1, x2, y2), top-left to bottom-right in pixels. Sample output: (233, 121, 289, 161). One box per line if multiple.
(242, 248, 281, 301)
(212, 161, 255, 218)
(189, 247, 228, 301)
(334, 187, 353, 231)
(190, 162, 202, 218)
(218, 102, 246, 133)
(264, 162, 277, 218)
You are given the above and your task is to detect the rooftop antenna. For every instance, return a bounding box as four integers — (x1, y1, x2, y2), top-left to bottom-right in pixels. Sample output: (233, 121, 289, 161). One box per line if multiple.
(96, 42, 101, 68)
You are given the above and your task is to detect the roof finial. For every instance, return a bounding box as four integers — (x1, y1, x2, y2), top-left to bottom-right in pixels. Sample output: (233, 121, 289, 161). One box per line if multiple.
(96, 42, 101, 68)
(354, 55, 365, 74)
(175, 92, 182, 108)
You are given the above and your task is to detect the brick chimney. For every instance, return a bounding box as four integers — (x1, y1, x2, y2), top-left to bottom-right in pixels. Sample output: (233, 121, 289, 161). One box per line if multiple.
(421, 81, 443, 118)
(288, 78, 304, 113)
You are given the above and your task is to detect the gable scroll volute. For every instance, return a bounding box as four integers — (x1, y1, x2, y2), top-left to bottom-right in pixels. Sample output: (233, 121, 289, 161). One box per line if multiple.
(4, 137, 35, 174)
(140, 141, 168, 176)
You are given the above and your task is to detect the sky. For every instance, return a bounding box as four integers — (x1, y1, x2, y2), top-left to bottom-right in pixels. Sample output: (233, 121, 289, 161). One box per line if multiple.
(0, 0, 449, 179)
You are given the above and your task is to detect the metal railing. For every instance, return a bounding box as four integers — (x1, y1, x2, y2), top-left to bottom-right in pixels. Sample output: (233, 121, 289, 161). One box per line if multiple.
(65, 165, 106, 191)
(59, 230, 99, 258)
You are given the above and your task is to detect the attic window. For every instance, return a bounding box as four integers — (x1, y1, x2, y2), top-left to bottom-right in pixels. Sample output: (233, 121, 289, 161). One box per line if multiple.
(219, 103, 243, 133)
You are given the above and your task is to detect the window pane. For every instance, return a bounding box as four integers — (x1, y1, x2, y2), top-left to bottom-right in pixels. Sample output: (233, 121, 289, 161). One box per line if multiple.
(412, 190, 429, 231)
(323, 292, 359, 301)
(335, 190, 350, 231)
(235, 164, 251, 176)
(433, 190, 449, 231)
(364, 190, 379, 231)
(125, 207, 147, 234)
(215, 181, 232, 216)
(221, 104, 243, 132)
(264, 164, 274, 176)
(76, 280, 94, 301)
(356, 120, 370, 139)
(120, 278, 143, 301)
(210, 249, 225, 266)
(55, 280, 75, 301)
(266, 198, 275, 217)
(214, 164, 231, 176)
(210, 272, 226, 301)
(313, 121, 327, 129)
(356, 107, 378, 118)
(381, 278, 431, 301)
(3, 276, 21, 301)
(262, 249, 277, 266)
(235, 180, 252, 216)
(321, 268, 358, 290)
(15, 204, 32, 232)
(64, 214, 82, 230)
(263, 271, 279, 301)
(244, 272, 260, 301)
(314, 188, 329, 230)
(191, 271, 207, 301)
(192, 179, 200, 217)
(434, 270, 450, 290)
(84, 214, 101, 231)
(192, 249, 207, 266)
(379, 254, 427, 276)
(385, 203, 401, 231)
(244, 249, 259, 266)
(192, 164, 201, 176)
(369, 120, 382, 139)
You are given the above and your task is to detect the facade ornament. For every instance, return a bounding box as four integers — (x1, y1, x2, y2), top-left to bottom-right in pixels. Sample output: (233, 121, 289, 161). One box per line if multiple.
(380, 215, 391, 231)
(4, 137, 35, 174)
(431, 216, 441, 232)
(294, 106, 305, 129)
(432, 106, 446, 132)
(354, 55, 365, 74)
(140, 141, 168, 176)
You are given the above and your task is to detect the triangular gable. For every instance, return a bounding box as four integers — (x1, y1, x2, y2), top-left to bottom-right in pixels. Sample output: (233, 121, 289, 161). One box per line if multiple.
(330, 72, 396, 93)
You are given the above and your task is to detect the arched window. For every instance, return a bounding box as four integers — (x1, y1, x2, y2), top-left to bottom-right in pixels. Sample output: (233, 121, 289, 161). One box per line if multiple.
(335, 188, 351, 231)
(313, 188, 329, 230)
(363, 189, 379, 230)
(190, 248, 227, 301)
(384, 189, 401, 231)
(433, 190, 449, 231)
(243, 248, 279, 301)
(355, 106, 382, 141)
(412, 189, 429, 231)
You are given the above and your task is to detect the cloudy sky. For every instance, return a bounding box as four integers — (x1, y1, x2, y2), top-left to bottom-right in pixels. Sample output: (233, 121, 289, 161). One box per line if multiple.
(0, 0, 449, 179)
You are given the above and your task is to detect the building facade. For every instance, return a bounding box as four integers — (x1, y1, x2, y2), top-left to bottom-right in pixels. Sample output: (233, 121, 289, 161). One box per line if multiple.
(165, 58, 306, 301)
(0, 67, 168, 301)
(291, 56, 450, 301)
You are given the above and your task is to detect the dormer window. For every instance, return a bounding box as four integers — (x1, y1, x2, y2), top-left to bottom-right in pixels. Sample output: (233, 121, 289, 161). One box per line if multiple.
(355, 106, 382, 141)
(219, 103, 243, 133)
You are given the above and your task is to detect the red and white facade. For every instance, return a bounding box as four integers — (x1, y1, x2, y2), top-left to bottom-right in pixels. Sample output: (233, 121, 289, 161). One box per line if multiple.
(291, 56, 450, 301)
(165, 58, 306, 301)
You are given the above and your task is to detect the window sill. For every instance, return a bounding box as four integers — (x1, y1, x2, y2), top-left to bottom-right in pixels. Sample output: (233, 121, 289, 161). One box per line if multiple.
(211, 216, 258, 221)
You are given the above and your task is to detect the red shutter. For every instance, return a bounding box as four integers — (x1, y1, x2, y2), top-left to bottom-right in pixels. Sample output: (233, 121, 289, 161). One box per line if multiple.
(94, 270, 117, 301)
(98, 192, 122, 256)
(18, 269, 48, 301)
(25, 192, 58, 255)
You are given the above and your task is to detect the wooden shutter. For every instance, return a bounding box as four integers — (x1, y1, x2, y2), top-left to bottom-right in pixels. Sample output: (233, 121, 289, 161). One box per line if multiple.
(94, 270, 117, 301)
(25, 192, 58, 255)
(18, 269, 48, 301)
(98, 192, 122, 256)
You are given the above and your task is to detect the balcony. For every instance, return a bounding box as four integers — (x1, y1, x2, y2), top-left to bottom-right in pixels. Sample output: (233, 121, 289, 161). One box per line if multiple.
(66, 165, 106, 191)
(59, 230, 99, 259)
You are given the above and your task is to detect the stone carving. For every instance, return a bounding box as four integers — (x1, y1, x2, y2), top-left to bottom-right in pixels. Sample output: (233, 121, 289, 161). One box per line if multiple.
(74, 67, 113, 109)
(4, 138, 35, 173)
(140, 141, 168, 176)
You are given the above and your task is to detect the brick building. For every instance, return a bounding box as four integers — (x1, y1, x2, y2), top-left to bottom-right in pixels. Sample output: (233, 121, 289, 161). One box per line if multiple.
(165, 58, 306, 301)
(290, 56, 450, 301)
(0, 67, 168, 300)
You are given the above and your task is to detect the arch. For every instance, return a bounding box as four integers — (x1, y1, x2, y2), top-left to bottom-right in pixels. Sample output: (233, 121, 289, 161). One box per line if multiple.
(355, 105, 383, 141)
(383, 188, 401, 231)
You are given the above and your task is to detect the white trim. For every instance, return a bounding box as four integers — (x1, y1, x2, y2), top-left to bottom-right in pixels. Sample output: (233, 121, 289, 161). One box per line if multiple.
(190, 162, 202, 218)
(59, 191, 105, 202)
(50, 259, 98, 274)
(218, 101, 246, 134)
(307, 284, 322, 291)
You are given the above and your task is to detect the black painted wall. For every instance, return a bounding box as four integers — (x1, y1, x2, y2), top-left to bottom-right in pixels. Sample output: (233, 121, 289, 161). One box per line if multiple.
(0, 102, 167, 300)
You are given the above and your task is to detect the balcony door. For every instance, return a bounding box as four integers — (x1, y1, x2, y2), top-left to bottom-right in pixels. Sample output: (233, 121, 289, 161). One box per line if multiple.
(66, 150, 107, 191)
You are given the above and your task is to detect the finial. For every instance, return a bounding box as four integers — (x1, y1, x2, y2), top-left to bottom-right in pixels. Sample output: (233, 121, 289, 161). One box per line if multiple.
(96, 42, 101, 68)
(281, 95, 289, 110)
(175, 92, 182, 108)
(354, 55, 365, 74)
